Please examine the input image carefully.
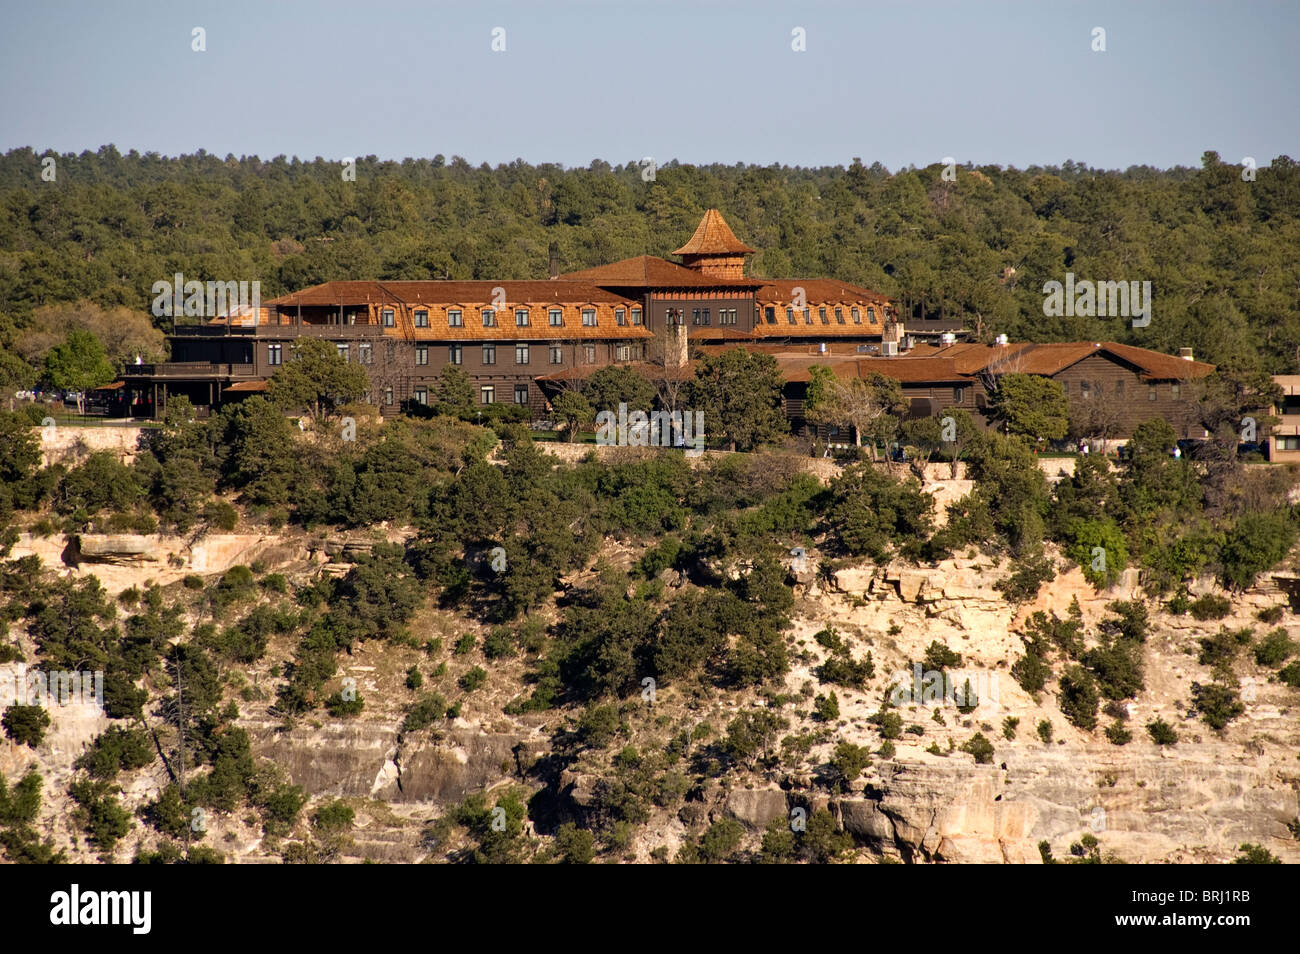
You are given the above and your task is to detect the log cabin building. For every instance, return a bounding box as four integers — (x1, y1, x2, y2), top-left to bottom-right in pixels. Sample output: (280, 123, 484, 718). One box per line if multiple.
(119, 207, 1211, 444)
(121, 209, 952, 418)
(770, 340, 1215, 441)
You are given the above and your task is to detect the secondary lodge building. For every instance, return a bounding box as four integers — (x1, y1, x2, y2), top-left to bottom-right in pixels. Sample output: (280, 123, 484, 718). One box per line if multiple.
(120, 208, 1213, 441)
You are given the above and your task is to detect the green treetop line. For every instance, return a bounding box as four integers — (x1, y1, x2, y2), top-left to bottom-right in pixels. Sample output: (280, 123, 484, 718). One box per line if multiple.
(1, 148, 1298, 391)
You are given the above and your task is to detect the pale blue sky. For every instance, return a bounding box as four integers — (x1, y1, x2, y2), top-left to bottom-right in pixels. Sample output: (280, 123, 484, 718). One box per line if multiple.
(1, 0, 1296, 170)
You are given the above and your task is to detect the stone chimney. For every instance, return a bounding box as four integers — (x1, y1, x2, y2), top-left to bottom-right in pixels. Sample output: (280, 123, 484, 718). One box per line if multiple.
(664, 308, 689, 369)
(548, 242, 561, 280)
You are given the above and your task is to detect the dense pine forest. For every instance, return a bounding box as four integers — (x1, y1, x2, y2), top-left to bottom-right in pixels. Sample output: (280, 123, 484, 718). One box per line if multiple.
(2, 147, 1299, 387)
(3, 147, 1300, 866)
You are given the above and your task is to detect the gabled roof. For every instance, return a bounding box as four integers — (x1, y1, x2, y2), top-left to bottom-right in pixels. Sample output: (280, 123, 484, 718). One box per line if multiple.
(673, 209, 756, 256)
(753, 279, 890, 306)
(775, 353, 970, 384)
(558, 255, 758, 288)
(921, 341, 1215, 380)
(265, 280, 631, 307)
(1100, 342, 1215, 380)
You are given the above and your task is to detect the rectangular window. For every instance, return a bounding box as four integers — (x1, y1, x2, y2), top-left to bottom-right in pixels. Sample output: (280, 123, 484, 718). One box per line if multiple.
(516, 344, 529, 365)
(1279, 436, 1300, 451)
(630, 307, 642, 325)
(765, 307, 777, 324)
(1081, 381, 1091, 400)
(550, 345, 563, 365)
(835, 307, 845, 324)
(480, 386, 495, 405)
(448, 309, 463, 327)
(384, 386, 394, 406)
(382, 309, 395, 327)
(1171, 383, 1181, 399)
(413, 387, 427, 405)
(786, 307, 795, 324)
(1149, 384, 1158, 401)
(819, 307, 828, 324)
(693, 309, 701, 325)
(483, 344, 496, 365)
(803, 308, 813, 325)
(449, 345, 462, 365)
(549, 308, 563, 327)
(581, 308, 597, 327)
(359, 342, 372, 364)
(415, 344, 428, 366)
(514, 384, 529, 405)
(515, 308, 530, 327)
(616, 308, 627, 326)
(414, 309, 428, 328)
(482, 308, 496, 327)
(851, 307, 861, 324)
(336, 343, 349, 362)
(702, 308, 711, 325)
(867, 307, 876, 323)
(584, 344, 596, 363)
(268, 343, 282, 366)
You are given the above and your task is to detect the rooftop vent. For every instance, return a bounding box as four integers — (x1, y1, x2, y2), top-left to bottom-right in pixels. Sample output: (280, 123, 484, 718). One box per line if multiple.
(1179, 347, 1194, 361)
(994, 333, 1009, 346)
(939, 332, 957, 345)
(881, 340, 899, 356)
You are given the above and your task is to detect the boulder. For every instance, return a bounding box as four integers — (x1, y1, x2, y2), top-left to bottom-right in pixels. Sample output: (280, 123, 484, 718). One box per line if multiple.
(897, 570, 931, 603)
(74, 535, 160, 564)
(839, 799, 894, 841)
(723, 788, 788, 829)
(833, 566, 875, 595)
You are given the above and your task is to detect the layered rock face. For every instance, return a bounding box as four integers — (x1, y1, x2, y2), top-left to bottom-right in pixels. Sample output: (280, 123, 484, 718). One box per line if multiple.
(11, 535, 1300, 864)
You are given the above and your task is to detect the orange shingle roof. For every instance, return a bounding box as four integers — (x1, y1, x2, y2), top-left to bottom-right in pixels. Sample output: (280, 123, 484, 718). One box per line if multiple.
(266, 280, 630, 307)
(672, 209, 756, 256)
(753, 279, 889, 306)
(923, 341, 1215, 380)
(1100, 342, 1215, 380)
(558, 255, 757, 288)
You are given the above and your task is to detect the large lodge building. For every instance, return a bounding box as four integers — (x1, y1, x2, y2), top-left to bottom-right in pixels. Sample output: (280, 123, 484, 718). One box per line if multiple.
(121, 209, 1215, 441)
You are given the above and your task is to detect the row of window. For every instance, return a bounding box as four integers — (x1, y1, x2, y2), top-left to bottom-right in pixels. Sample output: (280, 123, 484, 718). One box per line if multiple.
(383, 306, 643, 329)
(766, 305, 877, 326)
(367, 304, 892, 331)
(268, 342, 375, 365)
(404, 384, 530, 407)
(1072, 379, 1179, 401)
(271, 341, 647, 368)
(441, 343, 644, 365)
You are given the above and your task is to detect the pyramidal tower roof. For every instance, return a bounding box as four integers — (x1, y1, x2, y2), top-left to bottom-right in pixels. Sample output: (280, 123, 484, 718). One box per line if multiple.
(673, 209, 756, 256)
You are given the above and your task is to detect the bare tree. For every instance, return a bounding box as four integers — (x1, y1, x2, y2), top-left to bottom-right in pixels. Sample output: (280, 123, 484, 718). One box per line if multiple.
(644, 321, 692, 415)
(1068, 386, 1125, 450)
